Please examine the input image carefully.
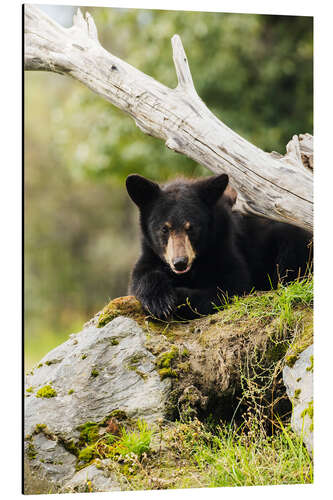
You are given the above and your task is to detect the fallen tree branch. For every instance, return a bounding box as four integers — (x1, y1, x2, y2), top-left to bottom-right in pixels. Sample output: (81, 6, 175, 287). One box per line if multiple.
(24, 5, 313, 232)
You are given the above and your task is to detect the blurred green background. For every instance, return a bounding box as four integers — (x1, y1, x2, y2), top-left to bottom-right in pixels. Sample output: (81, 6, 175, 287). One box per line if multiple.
(24, 6, 313, 368)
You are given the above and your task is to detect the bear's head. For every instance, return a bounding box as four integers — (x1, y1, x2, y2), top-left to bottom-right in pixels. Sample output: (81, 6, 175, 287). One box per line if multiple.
(126, 173, 229, 275)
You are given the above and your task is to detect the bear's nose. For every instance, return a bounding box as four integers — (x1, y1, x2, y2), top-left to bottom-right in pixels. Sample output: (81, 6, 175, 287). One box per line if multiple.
(173, 256, 189, 271)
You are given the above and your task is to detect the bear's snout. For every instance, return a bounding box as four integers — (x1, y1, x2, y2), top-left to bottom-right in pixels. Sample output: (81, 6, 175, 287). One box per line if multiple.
(164, 230, 196, 274)
(172, 256, 189, 272)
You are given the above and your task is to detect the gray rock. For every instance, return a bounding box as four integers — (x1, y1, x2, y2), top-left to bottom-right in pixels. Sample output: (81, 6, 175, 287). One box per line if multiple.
(26, 432, 77, 484)
(25, 316, 171, 488)
(283, 344, 313, 455)
(62, 462, 120, 493)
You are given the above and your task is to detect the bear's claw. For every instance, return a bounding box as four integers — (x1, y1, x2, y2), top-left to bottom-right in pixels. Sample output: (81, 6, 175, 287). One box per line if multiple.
(140, 292, 177, 320)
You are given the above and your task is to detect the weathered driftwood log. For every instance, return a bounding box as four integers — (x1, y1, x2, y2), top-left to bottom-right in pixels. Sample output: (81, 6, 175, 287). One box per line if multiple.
(24, 5, 313, 232)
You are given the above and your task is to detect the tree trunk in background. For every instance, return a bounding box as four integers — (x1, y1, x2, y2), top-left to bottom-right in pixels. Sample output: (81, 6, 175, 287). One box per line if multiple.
(24, 4, 313, 232)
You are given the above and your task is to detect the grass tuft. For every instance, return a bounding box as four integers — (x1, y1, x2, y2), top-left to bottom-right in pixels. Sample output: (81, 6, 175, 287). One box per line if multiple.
(107, 419, 152, 459)
(220, 276, 313, 333)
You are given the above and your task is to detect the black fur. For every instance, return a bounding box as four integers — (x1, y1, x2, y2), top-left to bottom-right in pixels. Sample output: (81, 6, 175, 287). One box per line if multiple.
(126, 174, 312, 320)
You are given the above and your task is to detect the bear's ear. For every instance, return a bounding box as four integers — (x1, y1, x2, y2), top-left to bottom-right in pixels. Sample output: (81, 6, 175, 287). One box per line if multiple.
(196, 174, 229, 206)
(223, 184, 238, 207)
(126, 174, 161, 208)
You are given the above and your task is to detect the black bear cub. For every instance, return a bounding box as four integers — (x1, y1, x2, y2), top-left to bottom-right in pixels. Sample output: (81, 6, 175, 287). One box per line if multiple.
(126, 173, 312, 320)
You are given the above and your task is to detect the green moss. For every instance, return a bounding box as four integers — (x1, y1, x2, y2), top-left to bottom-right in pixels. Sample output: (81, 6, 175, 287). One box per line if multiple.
(75, 417, 122, 466)
(294, 389, 301, 399)
(97, 296, 144, 328)
(91, 369, 99, 378)
(301, 400, 314, 432)
(266, 340, 289, 363)
(35, 424, 47, 433)
(77, 422, 100, 445)
(127, 354, 148, 380)
(109, 410, 127, 421)
(306, 355, 314, 372)
(128, 354, 143, 366)
(37, 363, 43, 369)
(59, 438, 79, 456)
(156, 347, 178, 369)
(285, 310, 313, 368)
(36, 385, 57, 398)
(285, 353, 300, 368)
(45, 360, 56, 366)
(110, 338, 119, 345)
(94, 460, 104, 470)
(81, 354, 87, 360)
(159, 367, 178, 380)
(155, 347, 180, 380)
(26, 386, 34, 393)
(78, 445, 96, 463)
(32, 424, 56, 442)
(181, 348, 190, 357)
(135, 369, 148, 380)
(178, 361, 191, 372)
(26, 439, 37, 460)
(68, 389, 74, 395)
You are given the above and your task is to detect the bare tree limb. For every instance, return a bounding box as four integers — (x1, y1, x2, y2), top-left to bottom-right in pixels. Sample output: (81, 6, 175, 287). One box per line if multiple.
(24, 4, 313, 232)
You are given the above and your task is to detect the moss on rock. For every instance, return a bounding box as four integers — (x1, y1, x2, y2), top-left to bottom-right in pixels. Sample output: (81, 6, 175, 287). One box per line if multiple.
(306, 355, 314, 372)
(285, 310, 313, 368)
(26, 434, 38, 460)
(301, 400, 314, 432)
(97, 296, 144, 328)
(77, 422, 100, 445)
(36, 385, 57, 398)
(159, 368, 178, 380)
(156, 347, 179, 369)
(35, 424, 47, 433)
(77, 445, 96, 463)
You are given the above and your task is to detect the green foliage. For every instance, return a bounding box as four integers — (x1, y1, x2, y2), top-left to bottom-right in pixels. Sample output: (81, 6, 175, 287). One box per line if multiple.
(222, 276, 313, 333)
(107, 419, 153, 459)
(76, 419, 152, 467)
(96, 417, 312, 489)
(187, 421, 313, 486)
(212, 277, 313, 422)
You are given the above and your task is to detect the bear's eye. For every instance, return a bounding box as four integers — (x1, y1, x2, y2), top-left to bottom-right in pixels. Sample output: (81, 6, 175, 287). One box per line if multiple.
(161, 225, 169, 234)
